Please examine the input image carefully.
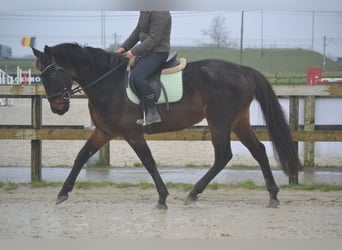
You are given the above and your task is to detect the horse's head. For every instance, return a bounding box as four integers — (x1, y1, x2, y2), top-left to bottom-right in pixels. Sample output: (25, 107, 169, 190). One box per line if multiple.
(32, 46, 73, 115)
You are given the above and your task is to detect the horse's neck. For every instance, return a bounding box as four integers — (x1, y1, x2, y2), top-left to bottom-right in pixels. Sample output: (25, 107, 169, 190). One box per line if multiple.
(77, 69, 126, 109)
(69, 54, 127, 107)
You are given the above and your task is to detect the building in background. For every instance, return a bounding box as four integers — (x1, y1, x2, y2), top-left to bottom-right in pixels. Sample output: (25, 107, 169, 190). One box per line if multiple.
(0, 44, 12, 59)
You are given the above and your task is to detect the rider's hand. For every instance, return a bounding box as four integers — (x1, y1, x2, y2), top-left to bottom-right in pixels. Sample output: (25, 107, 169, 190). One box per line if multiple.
(126, 50, 134, 59)
(116, 47, 125, 54)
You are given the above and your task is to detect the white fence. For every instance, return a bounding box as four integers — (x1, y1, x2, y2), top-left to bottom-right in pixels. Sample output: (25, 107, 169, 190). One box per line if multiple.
(0, 68, 14, 106)
(0, 68, 14, 84)
(0, 67, 32, 106)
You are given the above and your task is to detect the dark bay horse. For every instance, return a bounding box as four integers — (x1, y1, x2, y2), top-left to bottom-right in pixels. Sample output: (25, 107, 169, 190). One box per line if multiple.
(32, 43, 301, 209)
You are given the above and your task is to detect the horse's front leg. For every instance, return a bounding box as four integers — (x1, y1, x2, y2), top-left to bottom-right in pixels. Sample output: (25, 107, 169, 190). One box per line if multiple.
(125, 135, 169, 209)
(56, 128, 112, 205)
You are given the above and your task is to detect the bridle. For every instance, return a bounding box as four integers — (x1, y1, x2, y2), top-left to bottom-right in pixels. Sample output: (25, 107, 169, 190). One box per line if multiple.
(40, 55, 128, 104)
(40, 61, 74, 104)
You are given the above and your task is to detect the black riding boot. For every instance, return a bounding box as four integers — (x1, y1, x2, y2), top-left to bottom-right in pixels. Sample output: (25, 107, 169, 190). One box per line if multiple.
(136, 94, 161, 125)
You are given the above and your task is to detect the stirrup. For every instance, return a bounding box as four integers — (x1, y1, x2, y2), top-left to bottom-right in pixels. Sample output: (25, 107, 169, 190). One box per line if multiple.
(136, 119, 145, 125)
(136, 109, 161, 126)
(136, 110, 147, 126)
(136, 116, 161, 125)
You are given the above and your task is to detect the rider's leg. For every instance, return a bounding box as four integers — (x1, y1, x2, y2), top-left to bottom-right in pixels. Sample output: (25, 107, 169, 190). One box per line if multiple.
(132, 51, 168, 125)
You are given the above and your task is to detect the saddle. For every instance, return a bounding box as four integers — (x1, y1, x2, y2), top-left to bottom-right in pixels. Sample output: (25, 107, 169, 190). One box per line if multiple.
(125, 52, 187, 109)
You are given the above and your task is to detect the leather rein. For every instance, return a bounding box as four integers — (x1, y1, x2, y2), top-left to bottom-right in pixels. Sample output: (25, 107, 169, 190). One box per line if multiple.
(40, 56, 128, 103)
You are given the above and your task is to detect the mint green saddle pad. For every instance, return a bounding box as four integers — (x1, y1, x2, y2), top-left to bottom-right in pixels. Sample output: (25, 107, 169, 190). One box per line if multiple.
(126, 70, 183, 105)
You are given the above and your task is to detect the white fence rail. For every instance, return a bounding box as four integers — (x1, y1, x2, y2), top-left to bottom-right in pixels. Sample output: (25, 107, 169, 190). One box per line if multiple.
(0, 68, 14, 106)
(0, 67, 32, 106)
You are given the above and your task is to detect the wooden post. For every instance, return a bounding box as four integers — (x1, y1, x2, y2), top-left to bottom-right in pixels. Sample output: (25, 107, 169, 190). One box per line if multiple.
(87, 118, 110, 167)
(31, 95, 42, 181)
(100, 143, 110, 166)
(289, 96, 299, 184)
(304, 96, 315, 167)
(86, 144, 110, 167)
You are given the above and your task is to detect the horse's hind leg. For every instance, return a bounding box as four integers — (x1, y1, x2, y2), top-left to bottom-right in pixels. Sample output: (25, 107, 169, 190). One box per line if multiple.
(233, 115, 279, 208)
(56, 128, 112, 204)
(186, 123, 233, 204)
(125, 135, 169, 209)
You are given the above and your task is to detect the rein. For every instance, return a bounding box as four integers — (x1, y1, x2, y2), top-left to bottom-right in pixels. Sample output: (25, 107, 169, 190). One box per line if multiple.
(69, 58, 128, 96)
(41, 56, 128, 101)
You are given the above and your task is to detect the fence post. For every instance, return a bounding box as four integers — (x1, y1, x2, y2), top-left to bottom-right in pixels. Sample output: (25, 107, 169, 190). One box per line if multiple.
(86, 144, 110, 167)
(304, 96, 315, 167)
(100, 143, 110, 166)
(87, 119, 110, 167)
(289, 96, 299, 184)
(31, 95, 42, 181)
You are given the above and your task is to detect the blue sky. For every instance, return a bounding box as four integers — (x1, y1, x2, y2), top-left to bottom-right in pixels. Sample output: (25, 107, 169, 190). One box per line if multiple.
(1, 0, 342, 58)
(1, 10, 341, 59)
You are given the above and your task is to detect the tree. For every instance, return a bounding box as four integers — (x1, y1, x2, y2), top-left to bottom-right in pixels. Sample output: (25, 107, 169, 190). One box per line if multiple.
(202, 15, 231, 48)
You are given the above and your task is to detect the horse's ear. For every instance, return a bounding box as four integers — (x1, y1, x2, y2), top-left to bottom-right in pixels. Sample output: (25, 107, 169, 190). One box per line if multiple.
(32, 47, 42, 58)
(44, 45, 51, 55)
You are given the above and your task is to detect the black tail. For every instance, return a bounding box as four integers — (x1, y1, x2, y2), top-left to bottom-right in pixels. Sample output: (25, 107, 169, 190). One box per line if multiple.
(253, 70, 302, 178)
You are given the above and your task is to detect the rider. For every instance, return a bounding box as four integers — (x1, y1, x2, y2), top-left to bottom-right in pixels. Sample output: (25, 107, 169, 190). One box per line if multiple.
(116, 11, 171, 125)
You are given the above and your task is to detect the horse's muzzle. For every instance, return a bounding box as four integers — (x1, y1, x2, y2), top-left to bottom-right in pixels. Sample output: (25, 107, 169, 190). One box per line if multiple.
(51, 105, 69, 115)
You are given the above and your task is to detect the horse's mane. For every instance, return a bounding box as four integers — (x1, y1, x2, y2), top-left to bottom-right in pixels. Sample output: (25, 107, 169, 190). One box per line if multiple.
(51, 43, 117, 69)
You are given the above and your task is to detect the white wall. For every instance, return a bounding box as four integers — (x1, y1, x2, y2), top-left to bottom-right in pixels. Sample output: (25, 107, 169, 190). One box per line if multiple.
(230, 98, 342, 165)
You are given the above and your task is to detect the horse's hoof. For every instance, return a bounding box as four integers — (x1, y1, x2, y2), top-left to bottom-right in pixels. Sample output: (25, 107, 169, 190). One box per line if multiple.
(56, 195, 68, 205)
(184, 194, 198, 205)
(267, 198, 280, 208)
(156, 203, 168, 210)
